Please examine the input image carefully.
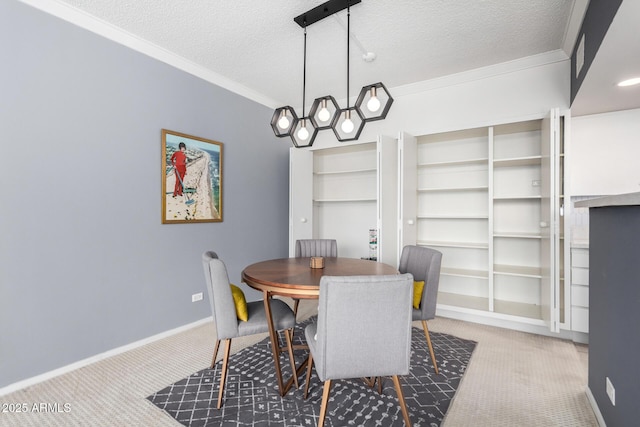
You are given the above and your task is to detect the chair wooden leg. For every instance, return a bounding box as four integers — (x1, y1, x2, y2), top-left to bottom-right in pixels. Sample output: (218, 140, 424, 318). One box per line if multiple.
(392, 375, 412, 427)
(303, 354, 314, 399)
(422, 320, 439, 375)
(284, 328, 299, 389)
(293, 298, 300, 320)
(290, 298, 301, 341)
(216, 339, 232, 409)
(318, 379, 332, 427)
(364, 377, 383, 393)
(210, 339, 221, 369)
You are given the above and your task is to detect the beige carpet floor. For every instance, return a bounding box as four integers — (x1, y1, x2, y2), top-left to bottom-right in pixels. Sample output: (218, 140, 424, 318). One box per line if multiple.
(0, 300, 597, 426)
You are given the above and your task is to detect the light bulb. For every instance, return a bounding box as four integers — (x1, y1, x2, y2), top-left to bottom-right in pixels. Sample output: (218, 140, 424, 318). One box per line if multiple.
(318, 107, 331, 122)
(277, 115, 290, 129)
(318, 99, 330, 122)
(367, 96, 381, 112)
(341, 118, 354, 133)
(297, 124, 309, 140)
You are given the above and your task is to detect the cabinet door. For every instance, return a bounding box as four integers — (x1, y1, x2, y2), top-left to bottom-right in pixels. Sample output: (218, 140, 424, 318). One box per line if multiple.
(378, 135, 399, 266)
(540, 108, 561, 332)
(289, 148, 313, 256)
(398, 132, 418, 252)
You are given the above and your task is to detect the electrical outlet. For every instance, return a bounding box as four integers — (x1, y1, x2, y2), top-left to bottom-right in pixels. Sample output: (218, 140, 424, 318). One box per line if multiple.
(606, 377, 616, 406)
(192, 292, 203, 303)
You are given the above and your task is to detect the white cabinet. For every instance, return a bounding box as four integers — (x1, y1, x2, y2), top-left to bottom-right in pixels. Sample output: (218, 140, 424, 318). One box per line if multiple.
(399, 110, 569, 333)
(570, 247, 589, 333)
(289, 137, 398, 265)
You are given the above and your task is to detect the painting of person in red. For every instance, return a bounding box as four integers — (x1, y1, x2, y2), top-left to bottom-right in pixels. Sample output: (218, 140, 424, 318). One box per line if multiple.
(170, 142, 187, 197)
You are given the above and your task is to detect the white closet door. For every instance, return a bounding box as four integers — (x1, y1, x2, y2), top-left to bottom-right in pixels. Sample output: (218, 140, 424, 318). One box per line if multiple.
(540, 108, 560, 332)
(289, 148, 313, 256)
(377, 135, 398, 266)
(398, 132, 418, 257)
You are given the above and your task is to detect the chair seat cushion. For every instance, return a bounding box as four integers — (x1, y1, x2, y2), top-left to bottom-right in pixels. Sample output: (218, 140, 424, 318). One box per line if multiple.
(237, 299, 296, 336)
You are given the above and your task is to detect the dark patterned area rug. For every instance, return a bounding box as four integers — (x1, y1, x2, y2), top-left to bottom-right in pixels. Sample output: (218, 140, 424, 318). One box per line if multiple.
(148, 318, 476, 427)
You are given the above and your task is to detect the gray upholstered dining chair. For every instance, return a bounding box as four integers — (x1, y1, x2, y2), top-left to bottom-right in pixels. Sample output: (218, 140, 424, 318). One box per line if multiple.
(295, 239, 338, 258)
(202, 251, 298, 409)
(398, 245, 443, 374)
(292, 239, 338, 319)
(303, 274, 414, 427)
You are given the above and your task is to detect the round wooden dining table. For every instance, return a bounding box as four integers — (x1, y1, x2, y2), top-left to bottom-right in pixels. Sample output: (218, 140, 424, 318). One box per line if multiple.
(242, 256, 398, 298)
(242, 257, 398, 396)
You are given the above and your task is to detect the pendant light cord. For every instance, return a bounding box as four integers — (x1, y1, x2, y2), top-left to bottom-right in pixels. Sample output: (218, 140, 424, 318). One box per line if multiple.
(302, 26, 307, 117)
(346, 6, 350, 108)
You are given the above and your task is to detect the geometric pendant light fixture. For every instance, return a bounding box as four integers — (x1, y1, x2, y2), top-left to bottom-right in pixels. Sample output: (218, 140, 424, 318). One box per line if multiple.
(270, 0, 393, 147)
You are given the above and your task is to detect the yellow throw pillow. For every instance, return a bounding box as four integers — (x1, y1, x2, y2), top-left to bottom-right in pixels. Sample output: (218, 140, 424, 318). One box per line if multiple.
(413, 280, 425, 309)
(230, 284, 249, 321)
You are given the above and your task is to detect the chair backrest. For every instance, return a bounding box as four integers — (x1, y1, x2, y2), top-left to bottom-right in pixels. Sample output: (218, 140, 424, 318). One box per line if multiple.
(398, 245, 443, 319)
(202, 251, 239, 340)
(314, 273, 414, 380)
(295, 239, 338, 258)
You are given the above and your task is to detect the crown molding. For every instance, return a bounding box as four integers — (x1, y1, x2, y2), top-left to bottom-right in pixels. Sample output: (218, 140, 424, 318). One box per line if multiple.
(18, 0, 280, 108)
(392, 50, 569, 98)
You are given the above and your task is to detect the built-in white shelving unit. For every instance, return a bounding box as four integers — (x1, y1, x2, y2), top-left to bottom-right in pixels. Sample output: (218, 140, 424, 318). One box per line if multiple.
(399, 110, 569, 332)
(290, 137, 398, 265)
(290, 110, 575, 335)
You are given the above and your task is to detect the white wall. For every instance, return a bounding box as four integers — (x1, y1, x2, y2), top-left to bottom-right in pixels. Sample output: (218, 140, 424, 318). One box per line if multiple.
(310, 52, 571, 149)
(570, 108, 640, 196)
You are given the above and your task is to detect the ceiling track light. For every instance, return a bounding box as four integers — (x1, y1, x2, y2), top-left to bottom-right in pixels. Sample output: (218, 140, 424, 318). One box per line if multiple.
(617, 77, 640, 87)
(271, 0, 393, 147)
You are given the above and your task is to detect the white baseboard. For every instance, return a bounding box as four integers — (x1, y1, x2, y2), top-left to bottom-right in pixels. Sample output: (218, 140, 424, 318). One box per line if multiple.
(0, 316, 212, 397)
(586, 387, 607, 427)
(436, 306, 588, 342)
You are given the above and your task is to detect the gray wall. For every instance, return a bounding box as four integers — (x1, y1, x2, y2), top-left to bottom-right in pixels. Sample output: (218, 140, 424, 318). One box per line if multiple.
(0, 1, 290, 388)
(588, 206, 640, 425)
(569, 0, 621, 103)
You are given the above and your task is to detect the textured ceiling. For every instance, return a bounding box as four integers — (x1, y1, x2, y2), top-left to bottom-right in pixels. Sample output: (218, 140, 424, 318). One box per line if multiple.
(50, 0, 579, 109)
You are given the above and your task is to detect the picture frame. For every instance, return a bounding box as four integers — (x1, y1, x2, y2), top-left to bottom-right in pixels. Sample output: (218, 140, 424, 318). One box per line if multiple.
(161, 129, 223, 224)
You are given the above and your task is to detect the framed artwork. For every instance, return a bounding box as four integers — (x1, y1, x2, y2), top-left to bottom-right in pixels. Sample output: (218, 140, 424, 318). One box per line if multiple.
(161, 129, 223, 223)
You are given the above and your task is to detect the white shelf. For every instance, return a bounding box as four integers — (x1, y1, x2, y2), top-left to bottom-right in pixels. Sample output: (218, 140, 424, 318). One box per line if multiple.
(418, 157, 488, 167)
(493, 299, 542, 320)
(417, 215, 489, 220)
(419, 240, 489, 249)
(440, 267, 489, 278)
(493, 264, 541, 278)
(437, 292, 489, 311)
(493, 195, 541, 200)
(314, 167, 376, 176)
(313, 198, 376, 203)
(493, 156, 541, 167)
(418, 186, 488, 192)
(493, 232, 542, 239)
